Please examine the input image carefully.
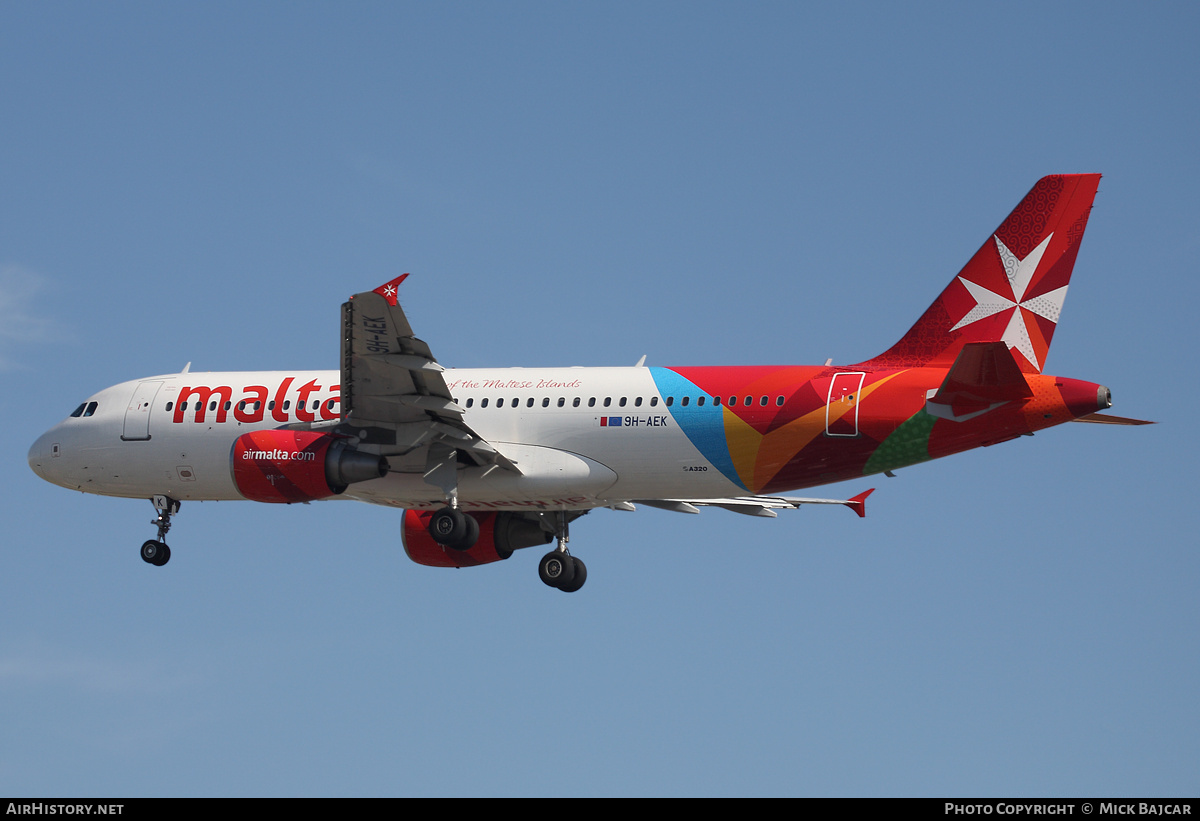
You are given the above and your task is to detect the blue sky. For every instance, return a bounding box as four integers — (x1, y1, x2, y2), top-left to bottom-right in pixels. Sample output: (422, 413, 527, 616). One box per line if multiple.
(2, 2, 1197, 796)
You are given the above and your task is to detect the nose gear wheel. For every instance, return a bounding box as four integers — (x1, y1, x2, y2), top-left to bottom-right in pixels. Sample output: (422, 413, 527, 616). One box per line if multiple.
(141, 495, 179, 567)
(141, 540, 171, 567)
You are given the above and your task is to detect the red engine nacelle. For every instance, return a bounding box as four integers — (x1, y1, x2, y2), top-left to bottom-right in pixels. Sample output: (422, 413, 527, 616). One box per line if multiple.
(231, 430, 385, 503)
(402, 509, 553, 568)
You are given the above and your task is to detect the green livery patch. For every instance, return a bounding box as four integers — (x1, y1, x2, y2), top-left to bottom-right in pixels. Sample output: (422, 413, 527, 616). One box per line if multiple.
(863, 411, 936, 475)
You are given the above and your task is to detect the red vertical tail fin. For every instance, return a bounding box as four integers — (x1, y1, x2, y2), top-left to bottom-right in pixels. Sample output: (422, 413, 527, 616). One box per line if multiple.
(859, 174, 1102, 373)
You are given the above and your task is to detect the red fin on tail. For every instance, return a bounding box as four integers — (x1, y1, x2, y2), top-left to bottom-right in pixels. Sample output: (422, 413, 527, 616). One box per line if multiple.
(859, 174, 1101, 373)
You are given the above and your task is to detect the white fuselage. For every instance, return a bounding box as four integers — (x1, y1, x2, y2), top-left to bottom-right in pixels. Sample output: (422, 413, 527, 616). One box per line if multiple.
(28, 367, 748, 512)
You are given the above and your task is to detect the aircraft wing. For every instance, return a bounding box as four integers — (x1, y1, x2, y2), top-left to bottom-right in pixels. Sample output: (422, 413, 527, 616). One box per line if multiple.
(339, 274, 518, 473)
(633, 489, 874, 518)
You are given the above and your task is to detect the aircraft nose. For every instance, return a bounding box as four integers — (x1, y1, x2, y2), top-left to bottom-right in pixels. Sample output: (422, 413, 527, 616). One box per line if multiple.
(28, 430, 57, 482)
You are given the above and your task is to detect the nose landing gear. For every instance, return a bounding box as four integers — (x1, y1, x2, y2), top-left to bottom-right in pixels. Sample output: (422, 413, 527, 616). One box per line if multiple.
(141, 495, 179, 567)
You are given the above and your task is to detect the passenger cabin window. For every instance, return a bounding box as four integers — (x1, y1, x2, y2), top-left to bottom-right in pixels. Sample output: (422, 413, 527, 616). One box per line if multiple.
(528, 398, 535, 408)
(681, 396, 690, 406)
(166, 402, 174, 412)
(650, 397, 658, 407)
(588, 398, 596, 407)
(573, 398, 581, 408)
(558, 398, 566, 407)
(603, 398, 611, 407)
(697, 397, 705, 406)
(635, 397, 643, 407)
(481, 398, 489, 408)
(542, 398, 550, 408)
(666, 397, 674, 407)
(760, 395, 768, 406)
(776, 396, 784, 406)
(466, 398, 474, 408)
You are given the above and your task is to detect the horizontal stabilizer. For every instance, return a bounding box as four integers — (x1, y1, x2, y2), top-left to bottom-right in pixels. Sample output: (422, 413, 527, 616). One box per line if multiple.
(928, 341, 1032, 420)
(1070, 412, 1155, 426)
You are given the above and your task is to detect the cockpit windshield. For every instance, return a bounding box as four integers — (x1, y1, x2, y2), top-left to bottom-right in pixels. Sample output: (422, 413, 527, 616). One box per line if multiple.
(69, 401, 98, 418)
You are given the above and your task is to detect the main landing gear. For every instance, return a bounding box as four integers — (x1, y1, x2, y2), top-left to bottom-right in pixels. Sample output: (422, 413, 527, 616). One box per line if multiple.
(427, 502, 589, 593)
(428, 505, 480, 551)
(538, 512, 586, 593)
(423, 446, 585, 592)
(141, 495, 179, 567)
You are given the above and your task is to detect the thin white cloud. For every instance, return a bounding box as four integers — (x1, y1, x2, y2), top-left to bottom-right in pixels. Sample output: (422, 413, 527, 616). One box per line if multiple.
(0, 651, 164, 694)
(0, 263, 53, 369)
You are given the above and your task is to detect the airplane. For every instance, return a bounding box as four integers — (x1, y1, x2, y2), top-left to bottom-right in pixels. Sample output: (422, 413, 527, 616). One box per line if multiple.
(28, 174, 1150, 592)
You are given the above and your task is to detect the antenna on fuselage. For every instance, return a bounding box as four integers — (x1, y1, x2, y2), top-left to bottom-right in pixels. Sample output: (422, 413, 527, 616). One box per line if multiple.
(181, 362, 191, 374)
(635, 355, 647, 367)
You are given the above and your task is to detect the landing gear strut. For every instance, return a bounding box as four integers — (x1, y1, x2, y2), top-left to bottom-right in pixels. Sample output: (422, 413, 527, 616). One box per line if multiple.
(424, 445, 481, 551)
(141, 495, 179, 567)
(539, 511, 586, 593)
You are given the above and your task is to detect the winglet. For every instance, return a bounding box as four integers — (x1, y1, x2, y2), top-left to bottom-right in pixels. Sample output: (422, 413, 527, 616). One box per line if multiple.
(845, 488, 874, 518)
(371, 273, 409, 307)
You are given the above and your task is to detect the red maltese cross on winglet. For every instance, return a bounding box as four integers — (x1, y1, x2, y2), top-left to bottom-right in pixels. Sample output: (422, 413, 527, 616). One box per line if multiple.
(373, 273, 409, 307)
